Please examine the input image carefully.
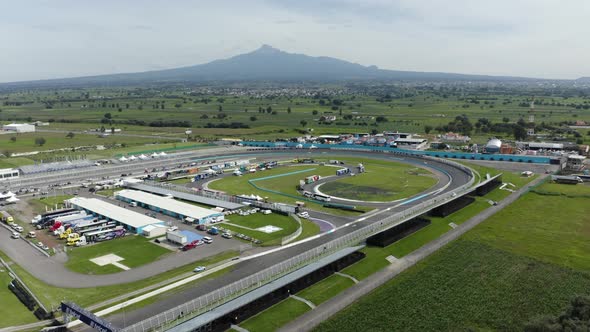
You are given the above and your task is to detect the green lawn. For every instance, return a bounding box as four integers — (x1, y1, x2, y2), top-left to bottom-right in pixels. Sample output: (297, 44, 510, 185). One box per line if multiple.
(240, 297, 311, 332)
(0, 250, 238, 311)
(320, 162, 437, 201)
(96, 188, 118, 197)
(293, 218, 321, 242)
(297, 274, 355, 305)
(317, 183, 590, 331)
(166, 177, 192, 185)
(29, 195, 74, 212)
(64, 235, 172, 274)
(0, 269, 38, 327)
(0, 157, 35, 169)
(218, 213, 300, 246)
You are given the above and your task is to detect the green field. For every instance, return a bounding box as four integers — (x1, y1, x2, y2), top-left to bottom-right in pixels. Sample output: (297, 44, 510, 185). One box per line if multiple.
(240, 297, 311, 332)
(29, 195, 74, 213)
(296, 274, 355, 306)
(320, 162, 436, 201)
(316, 183, 590, 331)
(64, 236, 172, 274)
(219, 213, 300, 246)
(0, 269, 38, 327)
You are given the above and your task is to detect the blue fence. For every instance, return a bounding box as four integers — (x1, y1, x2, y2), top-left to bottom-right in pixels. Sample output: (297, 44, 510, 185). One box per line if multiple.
(242, 141, 553, 164)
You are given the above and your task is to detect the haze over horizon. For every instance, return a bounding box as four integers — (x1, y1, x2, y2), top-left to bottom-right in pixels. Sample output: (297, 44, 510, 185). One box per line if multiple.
(2, 0, 589, 83)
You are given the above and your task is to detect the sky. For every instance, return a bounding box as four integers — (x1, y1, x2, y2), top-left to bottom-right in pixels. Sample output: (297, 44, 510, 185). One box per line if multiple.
(1, 0, 589, 82)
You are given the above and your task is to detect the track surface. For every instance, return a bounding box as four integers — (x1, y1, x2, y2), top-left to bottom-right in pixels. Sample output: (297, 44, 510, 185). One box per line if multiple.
(0, 148, 470, 330)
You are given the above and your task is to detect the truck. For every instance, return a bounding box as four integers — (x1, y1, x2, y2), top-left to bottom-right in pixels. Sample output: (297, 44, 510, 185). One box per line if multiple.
(0, 211, 14, 223)
(181, 240, 203, 251)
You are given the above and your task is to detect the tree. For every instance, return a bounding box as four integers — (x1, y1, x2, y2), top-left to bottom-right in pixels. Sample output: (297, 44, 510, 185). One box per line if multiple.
(300, 120, 308, 128)
(100, 126, 106, 133)
(104, 112, 112, 119)
(111, 127, 115, 134)
(250, 116, 257, 122)
(525, 296, 590, 332)
(424, 125, 433, 134)
(376, 116, 388, 123)
(502, 117, 510, 123)
(10, 136, 16, 143)
(218, 105, 223, 112)
(312, 110, 319, 115)
(266, 106, 272, 114)
(35, 137, 46, 146)
(66, 132, 75, 139)
(287, 107, 291, 114)
(513, 125, 527, 141)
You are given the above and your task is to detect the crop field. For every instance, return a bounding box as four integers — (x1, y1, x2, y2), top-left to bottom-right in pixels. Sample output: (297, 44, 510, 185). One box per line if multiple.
(64, 236, 171, 274)
(219, 213, 300, 246)
(317, 183, 590, 331)
(320, 162, 436, 201)
(239, 297, 311, 332)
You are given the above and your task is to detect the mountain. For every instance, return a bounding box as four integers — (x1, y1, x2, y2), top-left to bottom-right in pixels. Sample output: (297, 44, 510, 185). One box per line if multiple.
(2, 45, 536, 88)
(576, 77, 590, 83)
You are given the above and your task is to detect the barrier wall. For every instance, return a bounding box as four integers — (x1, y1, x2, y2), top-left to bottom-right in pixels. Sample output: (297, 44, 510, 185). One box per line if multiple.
(241, 141, 554, 164)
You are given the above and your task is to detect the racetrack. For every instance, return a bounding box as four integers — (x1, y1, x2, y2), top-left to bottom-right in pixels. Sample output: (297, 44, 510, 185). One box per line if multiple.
(0, 148, 472, 330)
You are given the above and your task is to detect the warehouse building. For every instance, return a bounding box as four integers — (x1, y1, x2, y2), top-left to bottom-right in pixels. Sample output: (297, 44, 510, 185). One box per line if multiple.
(115, 189, 224, 224)
(66, 197, 165, 234)
(2, 123, 35, 133)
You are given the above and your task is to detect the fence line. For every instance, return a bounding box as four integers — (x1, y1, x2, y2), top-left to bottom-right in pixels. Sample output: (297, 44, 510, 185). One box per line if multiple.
(122, 155, 475, 332)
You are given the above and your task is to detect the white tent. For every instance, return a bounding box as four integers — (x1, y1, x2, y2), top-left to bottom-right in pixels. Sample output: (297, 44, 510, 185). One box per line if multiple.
(128, 155, 138, 161)
(139, 154, 149, 160)
(151, 153, 159, 158)
(119, 156, 128, 162)
(159, 152, 167, 157)
(6, 196, 19, 203)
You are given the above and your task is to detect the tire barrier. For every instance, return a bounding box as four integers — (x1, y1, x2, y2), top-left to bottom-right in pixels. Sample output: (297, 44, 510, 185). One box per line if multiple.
(366, 217, 431, 247)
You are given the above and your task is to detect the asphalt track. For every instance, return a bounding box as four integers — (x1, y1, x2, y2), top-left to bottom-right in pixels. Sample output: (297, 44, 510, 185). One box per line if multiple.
(0, 148, 471, 329)
(103, 150, 472, 329)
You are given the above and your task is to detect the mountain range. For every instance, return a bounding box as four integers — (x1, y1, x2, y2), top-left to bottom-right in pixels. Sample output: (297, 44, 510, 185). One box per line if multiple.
(1, 45, 578, 88)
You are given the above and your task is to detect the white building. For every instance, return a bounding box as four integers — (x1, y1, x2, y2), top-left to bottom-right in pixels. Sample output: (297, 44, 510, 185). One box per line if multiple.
(2, 123, 35, 133)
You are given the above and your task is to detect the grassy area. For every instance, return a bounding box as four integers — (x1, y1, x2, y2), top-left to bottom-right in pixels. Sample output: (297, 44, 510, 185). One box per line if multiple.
(317, 240, 590, 332)
(240, 297, 311, 332)
(0, 156, 35, 169)
(64, 236, 172, 274)
(0, 249, 238, 311)
(0, 269, 38, 327)
(29, 195, 74, 213)
(533, 181, 590, 197)
(296, 274, 355, 306)
(96, 188, 118, 197)
(166, 177, 192, 185)
(219, 213, 300, 246)
(293, 218, 321, 242)
(320, 162, 436, 201)
(317, 183, 590, 331)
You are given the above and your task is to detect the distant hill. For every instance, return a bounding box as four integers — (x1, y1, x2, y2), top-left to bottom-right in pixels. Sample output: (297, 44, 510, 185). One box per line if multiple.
(576, 77, 590, 83)
(2, 45, 538, 88)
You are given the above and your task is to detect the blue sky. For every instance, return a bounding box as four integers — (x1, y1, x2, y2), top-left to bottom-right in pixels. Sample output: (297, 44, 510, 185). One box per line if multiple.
(1, 0, 588, 82)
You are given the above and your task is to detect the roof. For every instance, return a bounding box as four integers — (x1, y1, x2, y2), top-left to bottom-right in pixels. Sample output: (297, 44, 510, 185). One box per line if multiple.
(166, 245, 364, 332)
(528, 142, 564, 149)
(394, 138, 427, 143)
(567, 155, 586, 160)
(66, 197, 164, 229)
(125, 182, 243, 210)
(116, 189, 222, 220)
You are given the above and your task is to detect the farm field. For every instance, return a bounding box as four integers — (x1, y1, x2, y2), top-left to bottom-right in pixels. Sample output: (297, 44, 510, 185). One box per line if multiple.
(218, 213, 300, 246)
(320, 161, 437, 201)
(64, 235, 172, 274)
(239, 297, 311, 332)
(316, 183, 590, 331)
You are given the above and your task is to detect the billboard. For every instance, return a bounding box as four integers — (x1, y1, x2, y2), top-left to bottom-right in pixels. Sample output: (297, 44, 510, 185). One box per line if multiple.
(61, 302, 119, 332)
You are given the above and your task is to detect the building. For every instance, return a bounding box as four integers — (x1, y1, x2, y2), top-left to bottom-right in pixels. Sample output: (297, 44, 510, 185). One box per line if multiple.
(518, 142, 564, 151)
(565, 155, 586, 171)
(0, 168, 20, 181)
(391, 138, 429, 150)
(440, 132, 471, 143)
(66, 197, 165, 234)
(485, 138, 502, 153)
(115, 189, 224, 224)
(2, 123, 35, 133)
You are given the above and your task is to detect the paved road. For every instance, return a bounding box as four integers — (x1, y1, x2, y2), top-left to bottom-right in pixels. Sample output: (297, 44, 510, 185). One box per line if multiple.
(279, 174, 549, 332)
(102, 152, 470, 329)
(36, 129, 186, 141)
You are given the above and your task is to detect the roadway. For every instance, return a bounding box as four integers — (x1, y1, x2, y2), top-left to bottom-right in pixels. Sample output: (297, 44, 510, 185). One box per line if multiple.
(103, 151, 471, 329)
(0, 148, 470, 330)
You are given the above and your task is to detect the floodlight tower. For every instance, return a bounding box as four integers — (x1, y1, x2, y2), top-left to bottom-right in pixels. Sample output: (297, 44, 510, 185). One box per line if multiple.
(528, 96, 535, 136)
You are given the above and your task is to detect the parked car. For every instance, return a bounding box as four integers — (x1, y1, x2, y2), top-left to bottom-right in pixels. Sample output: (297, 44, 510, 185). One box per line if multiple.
(202, 236, 213, 244)
(11, 232, 19, 239)
(221, 232, 233, 239)
(297, 211, 309, 219)
(167, 226, 178, 232)
(193, 266, 206, 273)
(27, 231, 36, 238)
(15, 226, 24, 232)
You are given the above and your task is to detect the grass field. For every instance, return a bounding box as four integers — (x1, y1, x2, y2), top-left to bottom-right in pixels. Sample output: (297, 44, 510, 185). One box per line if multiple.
(316, 183, 590, 331)
(239, 297, 311, 332)
(0, 269, 38, 327)
(294, 218, 321, 242)
(0, 249, 238, 312)
(64, 236, 172, 274)
(296, 274, 355, 306)
(29, 195, 74, 213)
(219, 213, 300, 246)
(320, 162, 436, 201)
